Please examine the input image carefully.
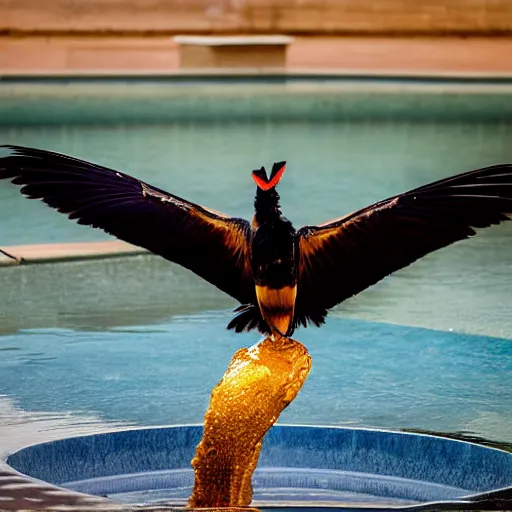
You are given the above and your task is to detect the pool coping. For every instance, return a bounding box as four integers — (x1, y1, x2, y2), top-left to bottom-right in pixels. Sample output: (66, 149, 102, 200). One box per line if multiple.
(2, 68, 512, 85)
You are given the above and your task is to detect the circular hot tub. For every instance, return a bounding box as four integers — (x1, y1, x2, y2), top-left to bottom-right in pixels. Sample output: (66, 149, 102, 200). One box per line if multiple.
(5, 425, 512, 510)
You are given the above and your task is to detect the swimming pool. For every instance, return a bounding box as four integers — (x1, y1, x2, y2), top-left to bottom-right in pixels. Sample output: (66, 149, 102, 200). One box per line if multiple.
(0, 78, 511, 506)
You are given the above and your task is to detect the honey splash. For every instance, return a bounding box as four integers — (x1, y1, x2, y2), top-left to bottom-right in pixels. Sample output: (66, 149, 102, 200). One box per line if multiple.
(188, 335, 311, 508)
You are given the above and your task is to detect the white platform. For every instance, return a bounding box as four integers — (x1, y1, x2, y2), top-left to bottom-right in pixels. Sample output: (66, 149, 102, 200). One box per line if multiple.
(174, 35, 294, 69)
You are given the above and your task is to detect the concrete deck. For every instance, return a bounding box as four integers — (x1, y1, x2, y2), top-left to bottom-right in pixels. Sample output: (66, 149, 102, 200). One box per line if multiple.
(0, 241, 146, 266)
(1, 36, 512, 74)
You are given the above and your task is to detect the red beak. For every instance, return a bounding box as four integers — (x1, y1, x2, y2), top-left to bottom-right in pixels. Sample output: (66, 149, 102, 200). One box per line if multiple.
(252, 163, 286, 191)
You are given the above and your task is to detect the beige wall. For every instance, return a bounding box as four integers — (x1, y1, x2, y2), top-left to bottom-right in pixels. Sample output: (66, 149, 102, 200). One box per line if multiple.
(1, 0, 512, 35)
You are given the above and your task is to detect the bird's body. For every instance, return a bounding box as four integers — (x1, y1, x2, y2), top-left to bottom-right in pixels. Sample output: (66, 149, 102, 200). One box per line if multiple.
(1, 145, 512, 337)
(249, 183, 298, 335)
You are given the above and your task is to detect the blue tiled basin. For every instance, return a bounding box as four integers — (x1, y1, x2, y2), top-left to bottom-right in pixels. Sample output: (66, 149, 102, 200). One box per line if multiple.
(6, 425, 512, 509)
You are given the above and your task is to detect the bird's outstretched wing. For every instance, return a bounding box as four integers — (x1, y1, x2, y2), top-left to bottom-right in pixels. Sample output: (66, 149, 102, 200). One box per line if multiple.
(0, 145, 255, 304)
(296, 164, 512, 328)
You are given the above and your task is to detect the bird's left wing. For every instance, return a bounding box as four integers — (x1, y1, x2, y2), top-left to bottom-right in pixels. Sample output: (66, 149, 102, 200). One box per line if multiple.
(296, 163, 512, 327)
(0, 145, 255, 304)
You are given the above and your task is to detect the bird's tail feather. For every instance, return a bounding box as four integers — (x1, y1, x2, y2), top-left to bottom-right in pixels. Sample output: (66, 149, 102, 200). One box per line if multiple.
(227, 304, 271, 334)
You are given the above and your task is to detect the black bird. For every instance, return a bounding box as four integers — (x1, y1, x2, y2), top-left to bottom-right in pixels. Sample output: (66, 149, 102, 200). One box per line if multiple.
(1, 145, 512, 336)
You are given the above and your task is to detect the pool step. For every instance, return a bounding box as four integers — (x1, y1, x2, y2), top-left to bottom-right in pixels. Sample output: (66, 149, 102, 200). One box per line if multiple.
(0, 241, 147, 266)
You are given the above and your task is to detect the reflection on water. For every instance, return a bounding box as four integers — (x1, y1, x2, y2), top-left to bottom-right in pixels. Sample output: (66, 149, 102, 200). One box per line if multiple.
(0, 315, 510, 450)
(0, 396, 130, 457)
(0, 255, 234, 334)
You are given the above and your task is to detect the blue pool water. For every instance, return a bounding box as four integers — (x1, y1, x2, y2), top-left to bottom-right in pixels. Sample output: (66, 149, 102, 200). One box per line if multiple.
(0, 313, 511, 450)
(0, 82, 511, 465)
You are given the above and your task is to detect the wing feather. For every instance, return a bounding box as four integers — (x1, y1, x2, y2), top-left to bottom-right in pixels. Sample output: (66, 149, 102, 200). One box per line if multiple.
(296, 164, 512, 327)
(0, 145, 254, 304)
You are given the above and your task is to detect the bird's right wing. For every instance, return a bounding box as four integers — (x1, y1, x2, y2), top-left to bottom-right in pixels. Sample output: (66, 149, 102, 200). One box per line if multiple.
(0, 145, 255, 305)
(296, 163, 512, 327)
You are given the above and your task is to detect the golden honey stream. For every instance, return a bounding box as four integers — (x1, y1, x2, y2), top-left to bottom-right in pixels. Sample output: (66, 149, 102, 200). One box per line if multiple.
(188, 335, 312, 508)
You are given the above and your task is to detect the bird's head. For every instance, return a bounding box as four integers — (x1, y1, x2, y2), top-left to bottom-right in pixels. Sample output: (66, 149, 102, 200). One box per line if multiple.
(252, 162, 286, 221)
(252, 161, 286, 192)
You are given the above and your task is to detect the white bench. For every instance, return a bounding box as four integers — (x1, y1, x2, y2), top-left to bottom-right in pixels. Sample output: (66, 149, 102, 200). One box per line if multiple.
(174, 35, 294, 69)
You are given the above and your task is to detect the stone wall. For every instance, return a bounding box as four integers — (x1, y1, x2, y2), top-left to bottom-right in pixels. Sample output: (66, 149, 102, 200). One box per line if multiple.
(1, 0, 511, 35)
